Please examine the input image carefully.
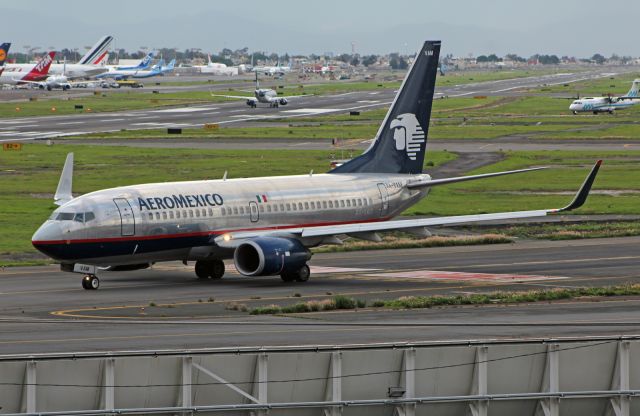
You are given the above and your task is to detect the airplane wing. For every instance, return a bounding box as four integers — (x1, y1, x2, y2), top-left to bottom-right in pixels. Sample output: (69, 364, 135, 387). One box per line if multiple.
(210, 93, 257, 101)
(214, 160, 601, 247)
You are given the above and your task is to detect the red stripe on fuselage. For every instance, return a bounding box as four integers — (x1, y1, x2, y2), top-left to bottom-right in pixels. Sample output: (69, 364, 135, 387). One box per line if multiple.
(32, 217, 390, 245)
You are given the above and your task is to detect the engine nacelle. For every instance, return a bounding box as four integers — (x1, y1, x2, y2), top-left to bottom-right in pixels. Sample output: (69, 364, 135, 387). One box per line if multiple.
(234, 237, 311, 276)
(279, 98, 288, 106)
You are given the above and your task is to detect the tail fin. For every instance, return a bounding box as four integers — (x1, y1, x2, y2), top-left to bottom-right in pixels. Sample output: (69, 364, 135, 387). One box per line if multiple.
(23, 52, 55, 81)
(78, 35, 113, 65)
(0, 43, 11, 67)
(330, 40, 441, 174)
(137, 52, 154, 69)
(95, 51, 109, 66)
(625, 79, 640, 98)
(207, 54, 212, 65)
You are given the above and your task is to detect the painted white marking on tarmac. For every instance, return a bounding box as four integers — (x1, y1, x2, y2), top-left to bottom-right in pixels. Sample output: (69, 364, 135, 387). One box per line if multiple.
(105, 118, 125, 122)
(282, 108, 341, 114)
(357, 100, 380, 103)
(364, 270, 568, 282)
(56, 121, 84, 125)
(136, 116, 161, 120)
(449, 91, 479, 97)
(151, 107, 217, 113)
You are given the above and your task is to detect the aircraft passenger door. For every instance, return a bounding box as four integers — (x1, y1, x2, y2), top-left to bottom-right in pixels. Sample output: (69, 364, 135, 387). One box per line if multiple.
(377, 184, 389, 217)
(248, 201, 259, 223)
(113, 198, 136, 236)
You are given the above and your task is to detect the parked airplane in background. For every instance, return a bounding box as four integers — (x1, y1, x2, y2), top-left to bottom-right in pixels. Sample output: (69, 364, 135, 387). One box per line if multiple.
(0, 43, 11, 75)
(6, 36, 111, 79)
(96, 65, 161, 80)
(210, 72, 302, 108)
(194, 54, 238, 75)
(569, 79, 640, 114)
(113, 51, 155, 70)
(255, 60, 292, 76)
(0, 51, 55, 85)
(153, 58, 176, 75)
(31, 41, 601, 290)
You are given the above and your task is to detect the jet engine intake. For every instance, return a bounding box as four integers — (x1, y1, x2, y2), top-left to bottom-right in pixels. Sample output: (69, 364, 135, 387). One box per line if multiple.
(233, 237, 310, 276)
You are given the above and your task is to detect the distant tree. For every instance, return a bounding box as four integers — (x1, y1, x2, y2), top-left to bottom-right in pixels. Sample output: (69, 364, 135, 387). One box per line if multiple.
(350, 56, 360, 66)
(591, 53, 606, 64)
(505, 53, 525, 62)
(337, 53, 352, 63)
(389, 54, 409, 69)
(361, 55, 377, 67)
(532, 54, 560, 65)
(476, 55, 489, 63)
(486, 54, 501, 62)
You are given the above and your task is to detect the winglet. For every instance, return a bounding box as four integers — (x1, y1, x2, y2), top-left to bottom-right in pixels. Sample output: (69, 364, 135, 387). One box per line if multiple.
(54, 153, 74, 206)
(556, 160, 602, 212)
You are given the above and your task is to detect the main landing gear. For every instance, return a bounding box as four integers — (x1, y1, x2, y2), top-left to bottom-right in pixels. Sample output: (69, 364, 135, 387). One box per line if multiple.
(195, 259, 225, 280)
(81, 274, 100, 290)
(280, 264, 310, 283)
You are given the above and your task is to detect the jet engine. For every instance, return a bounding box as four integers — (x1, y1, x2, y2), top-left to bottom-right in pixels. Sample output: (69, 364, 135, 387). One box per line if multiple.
(278, 98, 288, 106)
(233, 237, 310, 276)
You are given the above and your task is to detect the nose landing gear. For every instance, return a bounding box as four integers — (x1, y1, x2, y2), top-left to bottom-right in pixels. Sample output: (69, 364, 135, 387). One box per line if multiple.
(81, 275, 100, 290)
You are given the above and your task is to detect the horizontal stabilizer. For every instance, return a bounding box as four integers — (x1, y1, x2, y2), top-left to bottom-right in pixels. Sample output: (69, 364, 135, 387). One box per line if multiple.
(407, 166, 547, 189)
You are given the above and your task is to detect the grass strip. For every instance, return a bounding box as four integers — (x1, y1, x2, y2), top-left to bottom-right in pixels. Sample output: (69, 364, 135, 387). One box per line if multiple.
(249, 285, 640, 315)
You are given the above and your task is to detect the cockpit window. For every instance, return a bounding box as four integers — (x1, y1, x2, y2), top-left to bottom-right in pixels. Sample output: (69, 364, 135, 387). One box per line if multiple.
(52, 212, 95, 222)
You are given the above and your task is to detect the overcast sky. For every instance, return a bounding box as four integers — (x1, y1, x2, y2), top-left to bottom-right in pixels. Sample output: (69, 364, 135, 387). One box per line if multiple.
(5, 0, 640, 57)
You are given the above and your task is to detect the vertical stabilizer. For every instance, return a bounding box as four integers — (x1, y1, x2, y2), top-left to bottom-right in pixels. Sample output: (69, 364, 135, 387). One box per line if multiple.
(330, 41, 441, 174)
(625, 79, 640, 98)
(78, 36, 113, 65)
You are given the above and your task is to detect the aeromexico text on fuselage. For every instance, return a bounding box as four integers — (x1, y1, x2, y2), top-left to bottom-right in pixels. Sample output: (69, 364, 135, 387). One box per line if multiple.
(138, 193, 224, 211)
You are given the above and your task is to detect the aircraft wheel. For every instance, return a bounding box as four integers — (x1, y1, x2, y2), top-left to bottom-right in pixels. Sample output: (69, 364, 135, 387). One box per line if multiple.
(295, 264, 310, 282)
(210, 260, 225, 279)
(82, 275, 99, 290)
(195, 261, 209, 279)
(280, 272, 295, 282)
(572, 111, 578, 115)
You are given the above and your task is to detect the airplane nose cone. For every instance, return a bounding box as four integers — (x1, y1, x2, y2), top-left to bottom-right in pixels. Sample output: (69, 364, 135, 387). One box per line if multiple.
(31, 221, 65, 258)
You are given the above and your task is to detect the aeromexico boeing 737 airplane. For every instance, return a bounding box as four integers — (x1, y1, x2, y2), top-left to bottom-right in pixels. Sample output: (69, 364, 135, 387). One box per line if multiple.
(31, 41, 602, 290)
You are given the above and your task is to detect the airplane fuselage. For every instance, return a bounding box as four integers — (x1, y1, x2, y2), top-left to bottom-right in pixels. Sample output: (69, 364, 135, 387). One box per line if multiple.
(569, 97, 639, 113)
(32, 173, 429, 266)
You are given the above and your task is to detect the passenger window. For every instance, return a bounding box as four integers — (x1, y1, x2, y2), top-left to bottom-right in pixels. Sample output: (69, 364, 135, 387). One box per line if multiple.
(358, 199, 362, 206)
(329, 201, 333, 208)
(305, 202, 309, 210)
(346, 200, 351, 207)
(323, 201, 328, 209)
(298, 202, 303, 210)
(169, 211, 174, 219)
(162, 212, 167, 220)
(267, 205, 272, 212)
(279, 204, 284, 211)
(259, 205, 264, 213)
(233, 207, 238, 215)
(335, 200, 339, 208)
(273, 205, 278, 212)
(340, 200, 345, 208)
(208, 208, 213, 216)
(148, 213, 153, 220)
(240, 207, 245, 215)
(310, 202, 315, 209)
(189, 210, 194, 218)
(292, 204, 297, 211)
(155, 212, 160, 220)
(352, 199, 357, 207)
(202, 209, 206, 217)
(221, 207, 226, 216)
(286, 203, 291, 210)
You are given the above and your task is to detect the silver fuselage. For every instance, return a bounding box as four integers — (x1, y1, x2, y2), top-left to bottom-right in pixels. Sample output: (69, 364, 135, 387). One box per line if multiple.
(32, 173, 430, 266)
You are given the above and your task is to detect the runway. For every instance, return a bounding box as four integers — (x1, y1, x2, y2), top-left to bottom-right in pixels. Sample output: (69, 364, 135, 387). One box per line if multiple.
(0, 236, 638, 354)
(0, 67, 629, 143)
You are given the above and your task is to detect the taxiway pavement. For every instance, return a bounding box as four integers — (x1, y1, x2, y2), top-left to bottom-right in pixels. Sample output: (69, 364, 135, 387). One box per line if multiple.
(0, 237, 638, 354)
